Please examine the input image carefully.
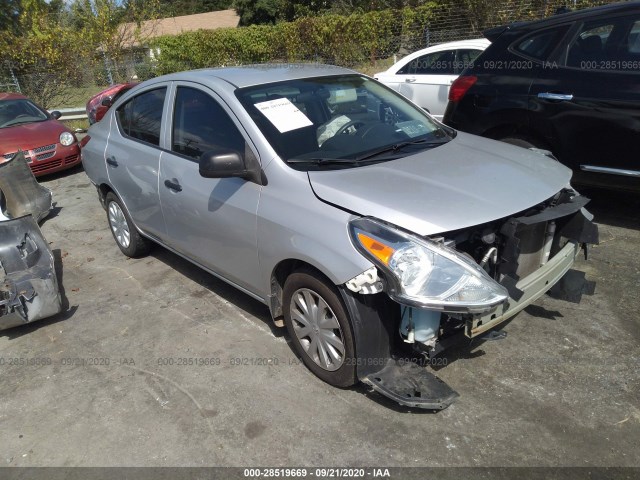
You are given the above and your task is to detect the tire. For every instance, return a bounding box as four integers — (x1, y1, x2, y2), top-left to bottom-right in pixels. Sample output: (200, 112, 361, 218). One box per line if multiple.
(283, 270, 357, 387)
(105, 192, 152, 258)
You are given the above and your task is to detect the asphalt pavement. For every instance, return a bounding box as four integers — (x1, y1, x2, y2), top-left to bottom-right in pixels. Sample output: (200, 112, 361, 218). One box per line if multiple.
(0, 165, 638, 468)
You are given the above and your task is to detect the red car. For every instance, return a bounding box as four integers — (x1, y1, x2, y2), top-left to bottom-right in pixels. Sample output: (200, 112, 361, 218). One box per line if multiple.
(0, 92, 81, 176)
(86, 83, 138, 124)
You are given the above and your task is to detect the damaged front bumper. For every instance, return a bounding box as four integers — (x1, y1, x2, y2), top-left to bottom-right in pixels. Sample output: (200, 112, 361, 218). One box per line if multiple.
(468, 240, 578, 337)
(344, 191, 599, 410)
(0, 216, 61, 330)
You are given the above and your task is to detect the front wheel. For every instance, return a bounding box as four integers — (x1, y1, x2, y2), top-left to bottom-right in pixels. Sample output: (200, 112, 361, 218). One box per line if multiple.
(105, 192, 152, 258)
(283, 270, 357, 387)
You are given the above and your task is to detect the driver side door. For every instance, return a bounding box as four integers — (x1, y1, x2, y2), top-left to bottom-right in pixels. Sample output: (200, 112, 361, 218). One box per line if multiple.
(158, 82, 262, 295)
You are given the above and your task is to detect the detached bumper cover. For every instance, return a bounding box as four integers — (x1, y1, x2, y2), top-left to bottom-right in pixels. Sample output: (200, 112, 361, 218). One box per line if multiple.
(0, 216, 61, 330)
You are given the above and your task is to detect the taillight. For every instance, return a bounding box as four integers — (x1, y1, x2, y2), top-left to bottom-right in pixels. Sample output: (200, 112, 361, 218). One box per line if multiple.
(448, 75, 477, 103)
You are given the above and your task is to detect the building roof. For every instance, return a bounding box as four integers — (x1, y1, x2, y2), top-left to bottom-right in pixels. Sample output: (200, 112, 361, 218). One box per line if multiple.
(119, 9, 240, 48)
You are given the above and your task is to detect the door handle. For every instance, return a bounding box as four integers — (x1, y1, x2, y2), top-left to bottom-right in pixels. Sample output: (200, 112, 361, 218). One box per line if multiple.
(164, 179, 182, 192)
(106, 156, 118, 167)
(537, 92, 573, 101)
(405, 77, 416, 83)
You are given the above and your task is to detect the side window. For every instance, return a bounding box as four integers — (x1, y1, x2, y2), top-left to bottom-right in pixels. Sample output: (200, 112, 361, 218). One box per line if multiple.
(172, 87, 245, 160)
(566, 16, 640, 70)
(397, 50, 456, 75)
(455, 49, 483, 74)
(514, 26, 569, 61)
(116, 88, 166, 146)
(566, 21, 614, 67)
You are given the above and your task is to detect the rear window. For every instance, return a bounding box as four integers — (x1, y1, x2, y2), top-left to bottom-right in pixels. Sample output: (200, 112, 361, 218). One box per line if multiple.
(116, 88, 166, 146)
(514, 26, 570, 60)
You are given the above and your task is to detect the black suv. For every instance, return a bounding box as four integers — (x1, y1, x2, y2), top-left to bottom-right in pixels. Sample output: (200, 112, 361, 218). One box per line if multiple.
(444, 2, 640, 192)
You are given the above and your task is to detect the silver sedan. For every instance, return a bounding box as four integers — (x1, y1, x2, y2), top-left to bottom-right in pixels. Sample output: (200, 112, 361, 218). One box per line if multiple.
(82, 65, 597, 409)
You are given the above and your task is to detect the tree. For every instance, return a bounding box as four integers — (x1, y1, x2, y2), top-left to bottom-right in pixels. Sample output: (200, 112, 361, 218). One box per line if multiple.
(233, 0, 283, 25)
(156, 0, 233, 18)
(232, 0, 430, 25)
(0, 0, 21, 32)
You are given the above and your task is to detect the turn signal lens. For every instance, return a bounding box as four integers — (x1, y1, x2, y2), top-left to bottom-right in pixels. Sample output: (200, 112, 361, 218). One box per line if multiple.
(357, 233, 395, 266)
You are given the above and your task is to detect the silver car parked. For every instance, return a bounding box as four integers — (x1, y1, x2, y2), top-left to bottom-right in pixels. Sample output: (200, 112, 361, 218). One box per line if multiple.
(82, 65, 598, 409)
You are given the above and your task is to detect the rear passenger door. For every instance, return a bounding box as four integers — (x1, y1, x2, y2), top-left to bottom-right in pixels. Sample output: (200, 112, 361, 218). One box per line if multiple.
(106, 86, 168, 240)
(397, 48, 458, 119)
(529, 14, 640, 186)
(158, 82, 262, 295)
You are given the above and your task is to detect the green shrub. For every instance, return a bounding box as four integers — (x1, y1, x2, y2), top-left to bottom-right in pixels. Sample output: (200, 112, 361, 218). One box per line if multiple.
(151, 4, 440, 74)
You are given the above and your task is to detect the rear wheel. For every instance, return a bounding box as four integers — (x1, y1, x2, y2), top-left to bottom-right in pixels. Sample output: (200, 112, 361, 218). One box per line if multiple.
(283, 270, 357, 387)
(105, 192, 152, 258)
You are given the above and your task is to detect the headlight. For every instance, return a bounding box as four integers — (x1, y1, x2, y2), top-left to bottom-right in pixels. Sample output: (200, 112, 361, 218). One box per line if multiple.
(349, 217, 508, 313)
(59, 131, 75, 146)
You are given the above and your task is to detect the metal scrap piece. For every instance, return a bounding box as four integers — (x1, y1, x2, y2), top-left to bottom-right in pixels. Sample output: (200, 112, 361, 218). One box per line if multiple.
(0, 215, 61, 330)
(0, 151, 53, 223)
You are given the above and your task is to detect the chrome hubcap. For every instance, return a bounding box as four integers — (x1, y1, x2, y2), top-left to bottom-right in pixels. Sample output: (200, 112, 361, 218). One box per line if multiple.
(290, 288, 345, 371)
(108, 201, 130, 248)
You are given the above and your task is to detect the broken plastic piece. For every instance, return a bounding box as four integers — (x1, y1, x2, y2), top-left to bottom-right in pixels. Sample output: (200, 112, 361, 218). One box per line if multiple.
(363, 360, 459, 410)
(345, 266, 383, 294)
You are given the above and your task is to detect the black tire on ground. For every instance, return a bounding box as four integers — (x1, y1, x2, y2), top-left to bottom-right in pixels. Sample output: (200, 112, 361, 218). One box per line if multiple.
(105, 192, 152, 258)
(283, 269, 357, 388)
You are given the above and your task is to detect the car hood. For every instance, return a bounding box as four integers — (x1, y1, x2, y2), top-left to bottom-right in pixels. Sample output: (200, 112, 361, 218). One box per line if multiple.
(307, 132, 572, 236)
(0, 120, 68, 153)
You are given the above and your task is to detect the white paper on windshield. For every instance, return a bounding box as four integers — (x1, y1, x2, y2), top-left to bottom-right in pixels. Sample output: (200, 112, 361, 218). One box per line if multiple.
(255, 98, 313, 133)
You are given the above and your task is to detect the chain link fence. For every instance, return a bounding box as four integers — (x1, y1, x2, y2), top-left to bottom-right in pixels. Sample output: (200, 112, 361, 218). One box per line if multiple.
(1, 0, 612, 111)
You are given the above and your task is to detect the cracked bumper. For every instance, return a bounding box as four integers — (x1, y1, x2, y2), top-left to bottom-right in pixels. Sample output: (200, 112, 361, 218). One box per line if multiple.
(467, 241, 579, 338)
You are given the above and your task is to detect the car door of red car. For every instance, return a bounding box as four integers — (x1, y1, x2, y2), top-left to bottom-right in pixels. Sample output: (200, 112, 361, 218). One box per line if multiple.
(529, 13, 640, 189)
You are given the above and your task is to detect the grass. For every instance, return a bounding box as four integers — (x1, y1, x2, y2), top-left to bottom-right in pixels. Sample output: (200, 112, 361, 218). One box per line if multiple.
(61, 118, 90, 132)
(54, 85, 110, 109)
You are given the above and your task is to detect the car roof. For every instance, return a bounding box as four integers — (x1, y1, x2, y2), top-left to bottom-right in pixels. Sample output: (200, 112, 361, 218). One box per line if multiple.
(485, 1, 640, 39)
(148, 64, 357, 89)
(0, 92, 28, 101)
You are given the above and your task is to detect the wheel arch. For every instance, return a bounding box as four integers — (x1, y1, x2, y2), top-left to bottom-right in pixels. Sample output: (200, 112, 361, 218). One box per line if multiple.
(483, 124, 552, 151)
(271, 257, 398, 382)
(97, 183, 115, 209)
(268, 258, 337, 326)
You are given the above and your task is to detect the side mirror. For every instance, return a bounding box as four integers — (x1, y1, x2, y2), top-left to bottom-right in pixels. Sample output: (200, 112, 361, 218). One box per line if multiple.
(101, 97, 113, 107)
(199, 149, 248, 179)
(50, 111, 62, 120)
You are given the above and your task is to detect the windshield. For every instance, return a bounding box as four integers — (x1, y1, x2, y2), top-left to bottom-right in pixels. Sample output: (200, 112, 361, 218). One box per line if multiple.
(236, 74, 452, 169)
(0, 99, 49, 129)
